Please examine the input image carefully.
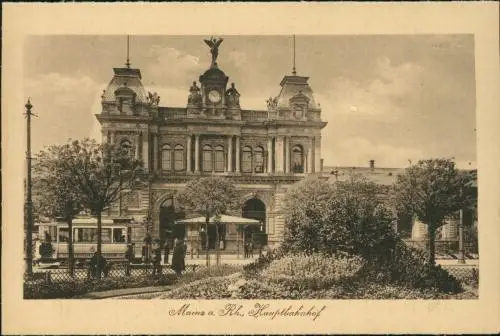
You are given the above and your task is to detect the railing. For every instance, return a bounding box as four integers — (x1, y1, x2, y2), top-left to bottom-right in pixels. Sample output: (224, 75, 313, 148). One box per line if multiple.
(25, 263, 201, 285)
(160, 109, 187, 119)
(241, 110, 269, 121)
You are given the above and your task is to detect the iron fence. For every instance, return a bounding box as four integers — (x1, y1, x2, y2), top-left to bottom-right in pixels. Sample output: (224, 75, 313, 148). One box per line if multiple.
(25, 263, 202, 285)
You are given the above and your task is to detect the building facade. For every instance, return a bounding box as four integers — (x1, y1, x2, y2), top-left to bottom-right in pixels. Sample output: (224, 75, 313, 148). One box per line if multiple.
(96, 38, 327, 250)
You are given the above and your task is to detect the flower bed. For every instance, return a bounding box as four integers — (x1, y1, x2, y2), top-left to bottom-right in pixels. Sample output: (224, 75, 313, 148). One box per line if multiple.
(260, 253, 365, 290)
(147, 273, 478, 300)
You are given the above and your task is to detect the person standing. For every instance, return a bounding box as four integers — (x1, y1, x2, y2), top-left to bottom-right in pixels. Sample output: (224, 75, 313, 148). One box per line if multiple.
(171, 240, 184, 276)
(181, 239, 188, 271)
(163, 240, 170, 265)
(152, 245, 162, 275)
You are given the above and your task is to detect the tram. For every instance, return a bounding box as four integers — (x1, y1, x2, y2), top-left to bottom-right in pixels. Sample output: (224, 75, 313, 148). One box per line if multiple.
(35, 216, 145, 263)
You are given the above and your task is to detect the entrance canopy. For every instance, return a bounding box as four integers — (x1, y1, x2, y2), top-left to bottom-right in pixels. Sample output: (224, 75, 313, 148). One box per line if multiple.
(175, 214, 260, 225)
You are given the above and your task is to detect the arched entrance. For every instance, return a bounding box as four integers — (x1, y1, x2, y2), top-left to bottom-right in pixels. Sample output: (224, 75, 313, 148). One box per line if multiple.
(242, 198, 266, 243)
(159, 197, 185, 245)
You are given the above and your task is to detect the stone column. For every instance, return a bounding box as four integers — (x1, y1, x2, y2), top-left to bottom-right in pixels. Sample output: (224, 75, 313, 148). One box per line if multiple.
(102, 130, 109, 144)
(314, 136, 321, 173)
(285, 137, 290, 173)
(275, 136, 284, 173)
(135, 133, 140, 161)
(307, 146, 313, 174)
(194, 134, 200, 173)
(142, 132, 149, 170)
(227, 135, 233, 172)
(153, 134, 158, 171)
(235, 136, 240, 173)
(267, 137, 273, 174)
(186, 135, 192, 173)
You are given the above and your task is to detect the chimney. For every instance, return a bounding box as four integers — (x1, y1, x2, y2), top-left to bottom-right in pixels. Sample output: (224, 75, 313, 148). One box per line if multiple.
(369, 160, 375, 171)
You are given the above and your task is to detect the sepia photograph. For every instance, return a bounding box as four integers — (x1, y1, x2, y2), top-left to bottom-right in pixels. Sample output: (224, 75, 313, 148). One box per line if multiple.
(22, 34, 478, 300)
(2, 3, 499, 335)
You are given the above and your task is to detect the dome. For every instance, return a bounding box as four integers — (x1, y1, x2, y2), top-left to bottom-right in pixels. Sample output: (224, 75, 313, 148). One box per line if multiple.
(275, 76, 318, 110)
(199, 66, 228, 83)
(101, 68, 147, 104)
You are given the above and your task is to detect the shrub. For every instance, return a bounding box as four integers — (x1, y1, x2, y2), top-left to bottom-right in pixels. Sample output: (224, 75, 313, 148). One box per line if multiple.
(260, 253, 365, 290)
(38, 242, 54, 259)
(371, 241, 463, 293)
(282, 176, 398, 260)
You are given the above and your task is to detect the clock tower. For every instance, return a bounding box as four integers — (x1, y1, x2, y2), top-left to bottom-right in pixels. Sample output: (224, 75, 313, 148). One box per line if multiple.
(199, 65, 229, 118)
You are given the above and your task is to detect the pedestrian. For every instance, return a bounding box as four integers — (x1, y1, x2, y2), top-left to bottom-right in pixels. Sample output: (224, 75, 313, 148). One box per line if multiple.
(181, 239, 188, 271)
(171, 239, 184, 276)
(163, 240, 170, 264)
(249, 241, 254, 258)
(89, 251, 107, 279)
(244, 242, 248, 258)
(152, 245, 162, 275)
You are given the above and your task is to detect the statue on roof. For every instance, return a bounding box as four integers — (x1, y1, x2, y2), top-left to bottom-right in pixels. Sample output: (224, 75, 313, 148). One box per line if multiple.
(187, 81, 202, 107)
(225, 82, 240, 107)
(147, 91, 160, 106)
(204, 36, 224, 68)
(266, 96, 278, 111)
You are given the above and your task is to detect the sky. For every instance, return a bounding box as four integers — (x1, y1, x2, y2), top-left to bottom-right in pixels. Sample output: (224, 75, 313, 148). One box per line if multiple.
(23, 35, 477, 169)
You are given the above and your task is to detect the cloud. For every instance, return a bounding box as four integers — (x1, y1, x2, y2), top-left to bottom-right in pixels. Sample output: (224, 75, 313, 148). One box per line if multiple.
(318, 57, 425, 122)
(146, 46, 204, 85)
(24, 73, 104, 152)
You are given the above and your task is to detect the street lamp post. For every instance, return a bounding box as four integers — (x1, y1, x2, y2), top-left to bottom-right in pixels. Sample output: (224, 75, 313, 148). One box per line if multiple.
(25, 99, 36, 276)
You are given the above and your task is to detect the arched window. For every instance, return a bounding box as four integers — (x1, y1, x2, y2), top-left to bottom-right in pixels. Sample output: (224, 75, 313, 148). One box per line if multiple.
(120, 139, 133, 158)
(214, 145, 225, 172)
(161, 144, 172, 171)
(292, 145, 304, 173)
(174, 144, 184, 171)
(202, 145, 213, 172)
(254, 146, 264, 173)
(242, 146, 252, 173)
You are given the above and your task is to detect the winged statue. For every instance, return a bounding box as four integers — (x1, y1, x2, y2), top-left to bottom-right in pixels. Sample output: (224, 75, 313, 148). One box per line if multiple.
(204, 37, 224, 67)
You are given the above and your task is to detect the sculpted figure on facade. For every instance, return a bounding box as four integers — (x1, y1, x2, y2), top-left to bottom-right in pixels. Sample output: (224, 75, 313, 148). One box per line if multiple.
(225, 82, 240, 108)
(266, 96, 278, 111)
(147, 91, 160, 106)
(204, 36, 224, 68)
(187, 81, 202, 107)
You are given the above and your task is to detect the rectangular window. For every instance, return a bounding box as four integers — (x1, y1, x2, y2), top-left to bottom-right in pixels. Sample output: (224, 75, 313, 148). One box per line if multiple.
(242, 152, 252, 173)
(75, 228, 111, 243)
(113, 228, 125, 243)
(58, 228, 69, 243)
(214, 151, 224, 172)
(254, 153, 264, 173)
(203, 151, 212, 172)
(174, 150, 184, 171)
(162, 150, 172, 170)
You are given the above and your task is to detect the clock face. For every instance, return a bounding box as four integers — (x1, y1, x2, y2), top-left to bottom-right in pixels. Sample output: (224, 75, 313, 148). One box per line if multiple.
(208, 90, 221, 103)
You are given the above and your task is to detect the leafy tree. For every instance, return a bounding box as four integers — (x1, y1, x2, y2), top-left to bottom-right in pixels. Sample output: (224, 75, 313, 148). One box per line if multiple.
(56, 139, 142, 279)
(176, 176, 239, 267)
(33, 145, 86, 276)
(392, 159, 471, 265)
(283, 175, 398, 262)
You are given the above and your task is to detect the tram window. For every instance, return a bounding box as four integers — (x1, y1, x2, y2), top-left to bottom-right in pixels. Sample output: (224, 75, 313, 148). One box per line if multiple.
(113, 228, 125, 243)
(75, 228, 112, 243)
(58, 228, 69, 242)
